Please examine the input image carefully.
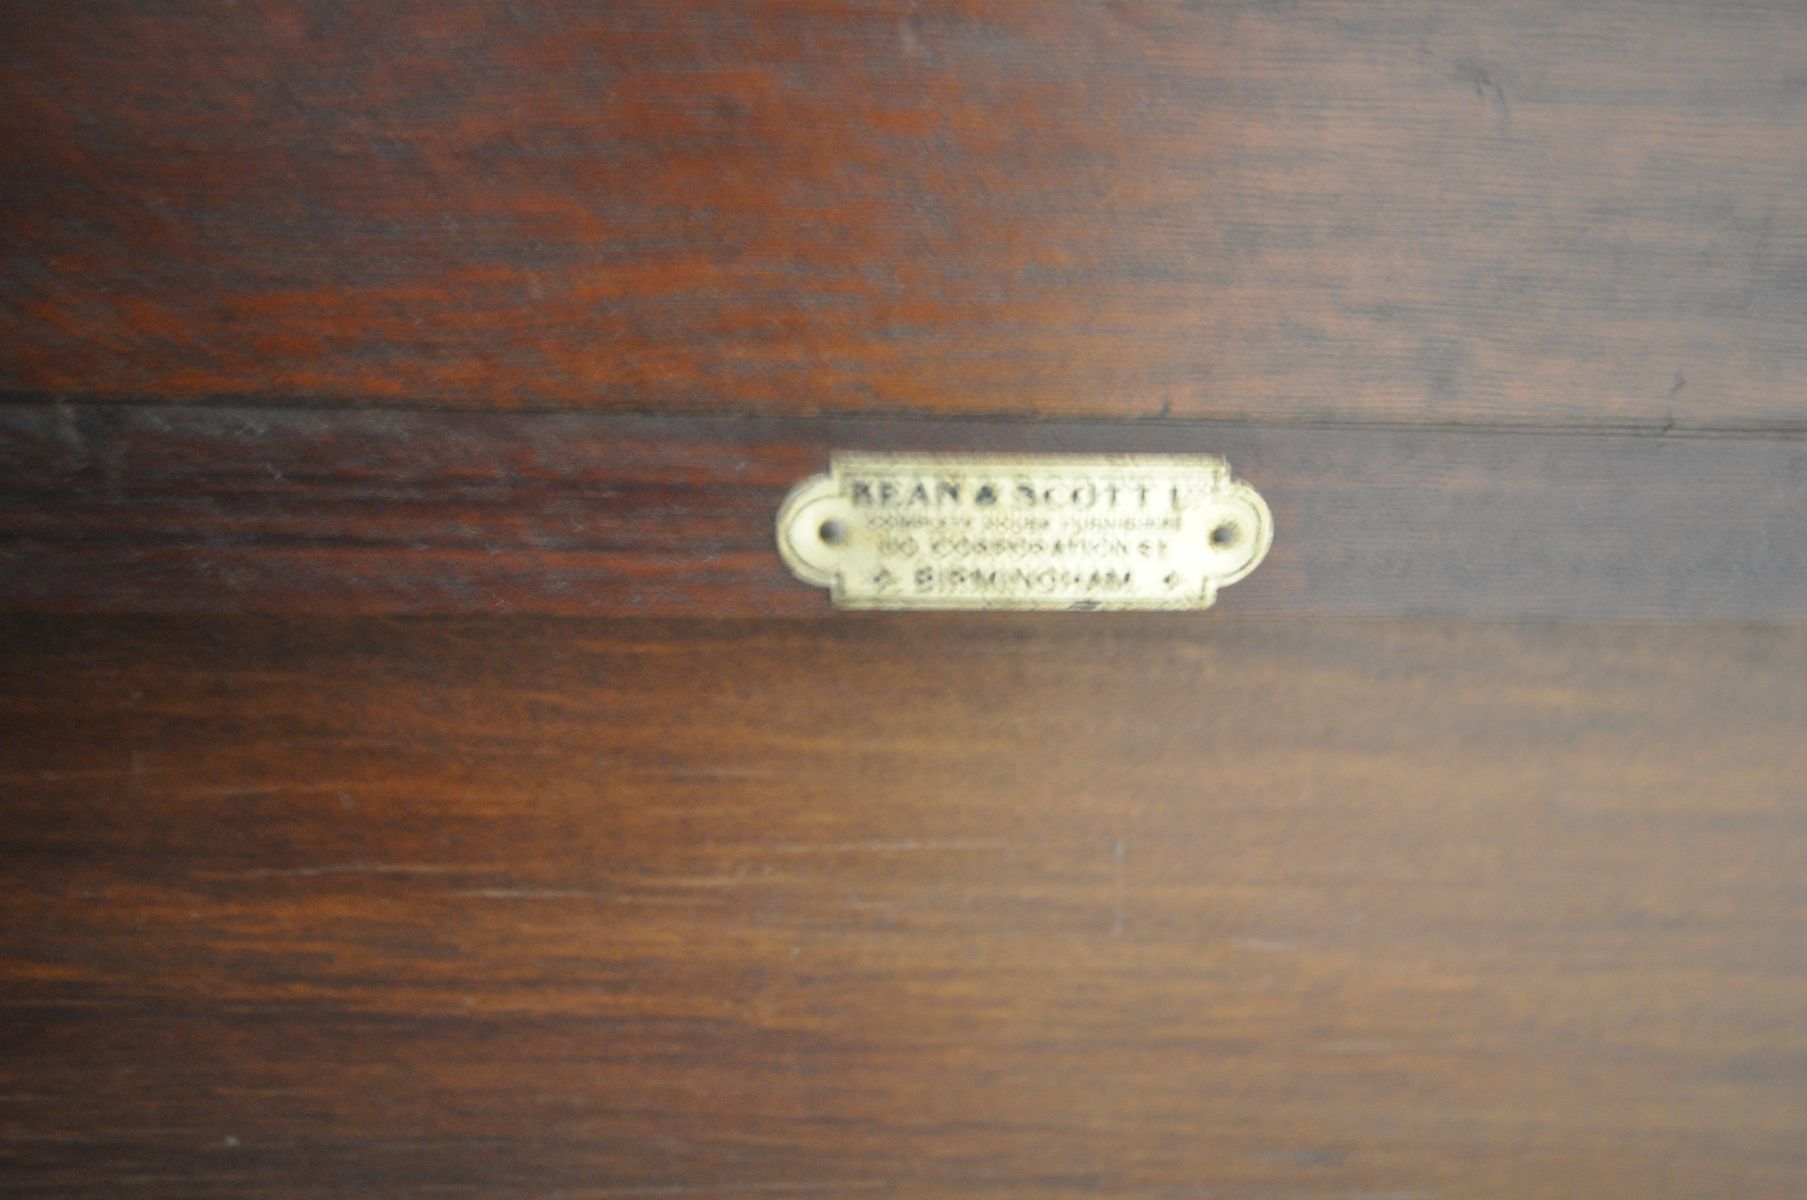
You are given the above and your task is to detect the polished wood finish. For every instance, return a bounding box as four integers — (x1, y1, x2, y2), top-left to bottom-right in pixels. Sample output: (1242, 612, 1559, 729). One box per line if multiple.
(7, 2, 1807, 1193)
(4, 616, 1805, 1197)
(6, 1, 1807, 427)
(5, 403, 1806, 619)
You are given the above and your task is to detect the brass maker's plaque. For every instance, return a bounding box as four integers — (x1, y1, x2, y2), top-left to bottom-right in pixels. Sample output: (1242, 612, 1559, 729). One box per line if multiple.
(777, 453, 1272, 611)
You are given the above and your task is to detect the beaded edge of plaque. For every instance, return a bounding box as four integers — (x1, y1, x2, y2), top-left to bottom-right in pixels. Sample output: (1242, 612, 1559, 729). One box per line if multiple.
(777, 453, 1272, 611)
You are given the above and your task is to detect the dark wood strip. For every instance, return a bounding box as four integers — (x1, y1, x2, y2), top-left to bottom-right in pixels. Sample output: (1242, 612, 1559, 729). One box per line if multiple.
(5, 1, 1807, 427)
(2, 404, 1805, 618)
(4, 616, 1805, 1196)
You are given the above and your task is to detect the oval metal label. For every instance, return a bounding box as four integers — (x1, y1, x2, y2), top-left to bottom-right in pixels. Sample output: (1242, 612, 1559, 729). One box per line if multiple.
(777, 453, 1271, 611)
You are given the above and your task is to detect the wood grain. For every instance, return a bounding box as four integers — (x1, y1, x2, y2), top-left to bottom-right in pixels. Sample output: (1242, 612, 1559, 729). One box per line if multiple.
(3, 403, 1805, 619)
(5, 1, 1807, 427)
(3, 615, 1805, 1196)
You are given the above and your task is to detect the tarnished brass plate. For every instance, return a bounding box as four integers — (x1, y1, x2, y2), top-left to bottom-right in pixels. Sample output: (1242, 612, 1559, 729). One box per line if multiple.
(777, 453, 1271, 610)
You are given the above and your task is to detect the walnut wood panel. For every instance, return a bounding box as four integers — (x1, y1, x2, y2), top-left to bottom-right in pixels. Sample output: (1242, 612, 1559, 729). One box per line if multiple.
(3, 616, 1805, 1196)
(3, 403, 1805, 618)
(5, 1, 1807, 427)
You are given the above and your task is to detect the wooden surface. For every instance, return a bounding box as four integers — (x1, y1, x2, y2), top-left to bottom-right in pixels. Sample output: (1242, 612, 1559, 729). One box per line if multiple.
(5, 0, 1807, 427)
(8, 2, 1807, 1194)
(4, 616, 1806, 1197)
(4, 403, 1806, 619)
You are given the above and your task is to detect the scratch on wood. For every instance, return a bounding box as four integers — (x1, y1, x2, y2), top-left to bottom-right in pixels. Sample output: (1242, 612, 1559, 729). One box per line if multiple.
(456, 889, 710, 906)
(564, 1185, 884, 1197)
(186, 782, 373, 799)
(204, 863, 501, 880)
(1311, 1041, 1403, 1056)
(762, 840, 1006, 854)
(0, 767, 150, 784)
(1112, 838, 1127, 938)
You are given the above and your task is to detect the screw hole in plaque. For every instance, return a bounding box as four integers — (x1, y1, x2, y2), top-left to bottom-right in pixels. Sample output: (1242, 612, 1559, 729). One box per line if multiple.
(818, 518, 848, 546)
(1210, 522, 1241, 548)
